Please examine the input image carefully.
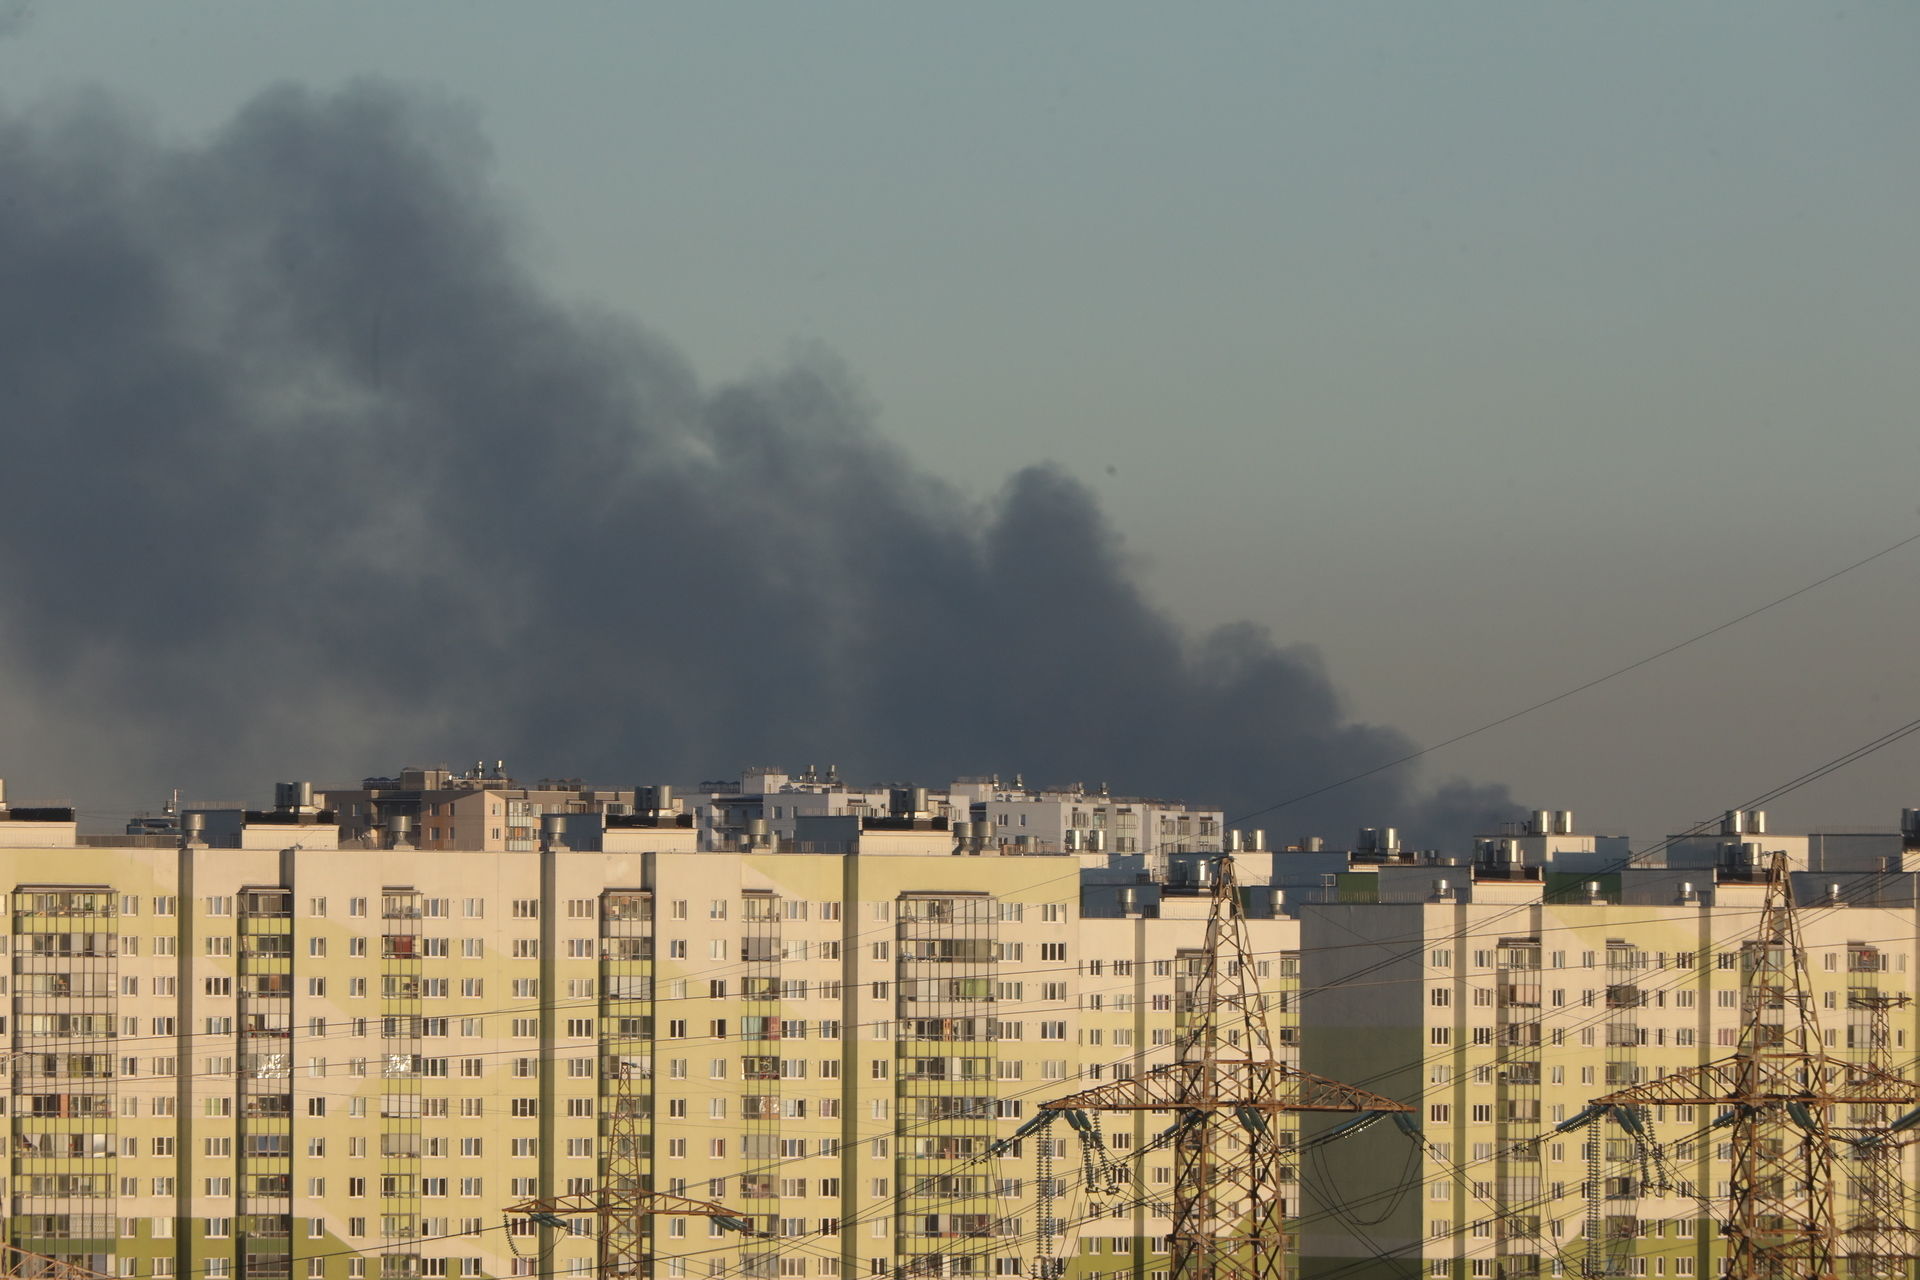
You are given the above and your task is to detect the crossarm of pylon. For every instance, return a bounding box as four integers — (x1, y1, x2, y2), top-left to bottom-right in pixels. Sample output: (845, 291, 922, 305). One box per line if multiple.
(2, 1244, 117, 1280)
(1596, 1054, 1920, 1109)
(505, 1190, 743, 1219)
(1039, 1058, 1412, 1113)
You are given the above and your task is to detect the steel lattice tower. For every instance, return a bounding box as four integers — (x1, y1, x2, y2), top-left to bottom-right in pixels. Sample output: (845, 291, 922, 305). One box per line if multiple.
(506, 1062, 756, 1280)
(1039, 855, 1410, 1280)
(1839, 991, 1914, 1280)
(1596, 853, 1920, 1280)
(2, 1246, 117, 1280)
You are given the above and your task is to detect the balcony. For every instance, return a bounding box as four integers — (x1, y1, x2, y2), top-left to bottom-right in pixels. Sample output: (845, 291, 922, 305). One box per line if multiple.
(898, 939, 995, 963)
(12, 892, 113, 918)
(600, 892, 653, 922)
(21, 1094, 113, 1119)
(1849, 948, 1885, 973)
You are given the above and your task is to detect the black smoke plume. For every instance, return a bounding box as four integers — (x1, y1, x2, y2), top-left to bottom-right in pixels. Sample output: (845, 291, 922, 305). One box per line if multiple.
(0, 82, 1515, 845)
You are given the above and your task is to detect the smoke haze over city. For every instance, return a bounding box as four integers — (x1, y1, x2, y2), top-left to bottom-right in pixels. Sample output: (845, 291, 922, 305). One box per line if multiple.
(3, 5, 1917, 843)
(0, 82, 1514, 843)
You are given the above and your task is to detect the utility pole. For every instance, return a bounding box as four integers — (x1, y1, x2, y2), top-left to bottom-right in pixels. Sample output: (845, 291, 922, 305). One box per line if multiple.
(505, 1062, 759, 1280)
(1037, 855, 1411, 1280)
(1595, 853, 1920, 1280)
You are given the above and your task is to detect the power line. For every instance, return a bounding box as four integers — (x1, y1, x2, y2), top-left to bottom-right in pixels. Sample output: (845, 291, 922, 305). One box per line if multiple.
(1226, 526, 1920, 828)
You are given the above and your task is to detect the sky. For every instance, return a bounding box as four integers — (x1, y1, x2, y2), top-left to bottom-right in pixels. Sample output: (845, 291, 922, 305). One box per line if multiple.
(1, 3, 1916, 842)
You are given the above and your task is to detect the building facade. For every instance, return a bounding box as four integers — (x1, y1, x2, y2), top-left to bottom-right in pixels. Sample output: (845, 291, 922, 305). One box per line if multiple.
(0, 773, 1282, 1280)
(1, 775, 1917, 1280)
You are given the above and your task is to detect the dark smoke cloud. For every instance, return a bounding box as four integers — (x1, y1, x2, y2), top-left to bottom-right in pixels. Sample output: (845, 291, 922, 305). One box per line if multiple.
(0, 81, 1516, 845)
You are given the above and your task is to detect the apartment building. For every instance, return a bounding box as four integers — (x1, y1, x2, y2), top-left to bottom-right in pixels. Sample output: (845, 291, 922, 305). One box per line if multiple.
(7, 768, 1920, 1280)
(0, 775, 1291, 1280)
(1297, 809, 1920, 1280)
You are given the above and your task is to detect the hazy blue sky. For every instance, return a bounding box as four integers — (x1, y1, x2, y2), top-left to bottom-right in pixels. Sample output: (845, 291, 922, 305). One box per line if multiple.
(4, 3, 1917, 839)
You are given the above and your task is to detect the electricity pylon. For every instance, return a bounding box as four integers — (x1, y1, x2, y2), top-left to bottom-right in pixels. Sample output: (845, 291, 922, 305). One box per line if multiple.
(1, 1245, 115, 1280)
(1838, 991, 1914, 1280)
(1595, 852, 1920, 1280)
(1038, 855, 1412, 1280)
(505, 1062, 760, 1280)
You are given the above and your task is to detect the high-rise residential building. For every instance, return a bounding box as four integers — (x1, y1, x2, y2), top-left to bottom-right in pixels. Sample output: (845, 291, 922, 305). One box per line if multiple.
(2, 772, 1917, 1280)
(1295, 809, 1920, 1280)
(0, 771, 1278, 1280)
